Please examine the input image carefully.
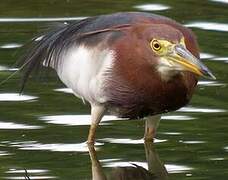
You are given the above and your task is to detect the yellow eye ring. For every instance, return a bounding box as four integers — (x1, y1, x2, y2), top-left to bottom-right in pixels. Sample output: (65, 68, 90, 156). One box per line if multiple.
(151, 40, 161, 51)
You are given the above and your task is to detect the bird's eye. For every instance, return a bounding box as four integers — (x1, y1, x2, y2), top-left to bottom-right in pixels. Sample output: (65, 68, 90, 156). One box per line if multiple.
(151, 40, 161, 51)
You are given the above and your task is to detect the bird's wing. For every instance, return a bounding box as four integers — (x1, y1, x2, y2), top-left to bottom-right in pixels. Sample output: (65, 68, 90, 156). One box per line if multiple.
(20, 18, 93, 92)
(19, 16, 132, 92)
(19, 12, 174, 92)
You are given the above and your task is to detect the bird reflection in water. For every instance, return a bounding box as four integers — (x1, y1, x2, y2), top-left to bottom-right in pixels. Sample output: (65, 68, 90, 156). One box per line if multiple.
(88, 142, 168, 180)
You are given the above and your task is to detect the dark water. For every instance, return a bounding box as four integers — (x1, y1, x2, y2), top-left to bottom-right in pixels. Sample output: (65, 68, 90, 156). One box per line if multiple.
(0, 0, 228, 179)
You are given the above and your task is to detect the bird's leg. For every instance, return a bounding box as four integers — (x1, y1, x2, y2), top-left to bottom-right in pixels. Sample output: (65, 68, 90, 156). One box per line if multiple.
(144, 115, 161, 141)
(87, 104, 106, 145)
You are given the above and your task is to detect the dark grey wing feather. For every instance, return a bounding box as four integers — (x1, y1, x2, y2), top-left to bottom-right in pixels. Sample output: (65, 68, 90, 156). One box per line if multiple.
(20, 17, 96, 92)
(20, 12, 163, 92)
(20, 14, 131, 92)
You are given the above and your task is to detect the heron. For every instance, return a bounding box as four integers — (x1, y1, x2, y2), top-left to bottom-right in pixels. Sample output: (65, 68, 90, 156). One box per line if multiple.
(20, 12, 215, 144)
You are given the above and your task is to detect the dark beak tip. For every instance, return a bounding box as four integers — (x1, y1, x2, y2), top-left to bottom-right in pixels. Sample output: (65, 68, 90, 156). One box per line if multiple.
(202, 70, 216, 80)
(200, 65, 216, 80)
(210, 74, 216, 80)
(207, 75, 216, 80)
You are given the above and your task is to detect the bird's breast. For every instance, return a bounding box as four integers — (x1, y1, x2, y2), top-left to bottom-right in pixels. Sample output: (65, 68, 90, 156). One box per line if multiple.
(105, 68, 196, 119)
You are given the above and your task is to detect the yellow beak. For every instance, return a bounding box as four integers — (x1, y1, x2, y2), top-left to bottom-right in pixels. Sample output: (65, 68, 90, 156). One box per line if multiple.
(168, 45, 216, 79)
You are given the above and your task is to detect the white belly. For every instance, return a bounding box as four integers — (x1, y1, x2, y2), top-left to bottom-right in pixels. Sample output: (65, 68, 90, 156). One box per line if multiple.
(56, 45, 114, 104)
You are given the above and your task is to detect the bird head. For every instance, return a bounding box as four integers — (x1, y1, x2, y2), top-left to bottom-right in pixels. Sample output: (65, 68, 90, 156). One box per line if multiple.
(144, 25, 216, 81)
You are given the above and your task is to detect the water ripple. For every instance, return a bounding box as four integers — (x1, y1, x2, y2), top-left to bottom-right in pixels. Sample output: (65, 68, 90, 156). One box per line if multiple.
(134, 4, 170, 11)
(5, 168, 55, 180)
(200, 53, 216, 59)
(0, 43, 23, 49)
(99, 138, 166, 144)
(211, 0, 228, 4)
(0, 150, 11, 156)
(162, 132, 182, 135)
(40, 114, 201, 126)
(166, 164, 193, 173)
(213, 57, 228, 63)
(10, 141, 103, 152)
(6, 169, 49, 174)
(198, 80, 226, 87)
(4, 176, 56, 180)
(200, 55, 228, 63)
(161, 115, 196, 120)
(0, 122, 42, 130)
(0, 17, 86, 23)
(40, 115, 127, 126)
(200, 53, 228, 63)
(54, 88, 73, 94)
(0, 93, 38, 102)
(0, 65, 19, 71)
(178, 106, 226, 113)
(186, 22, 228, 32)
(180, 140, 206, 144)
(210, 157, 225, 161)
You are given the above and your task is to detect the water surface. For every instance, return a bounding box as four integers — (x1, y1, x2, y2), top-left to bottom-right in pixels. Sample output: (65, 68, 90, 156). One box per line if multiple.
(0, 0, 228, 179)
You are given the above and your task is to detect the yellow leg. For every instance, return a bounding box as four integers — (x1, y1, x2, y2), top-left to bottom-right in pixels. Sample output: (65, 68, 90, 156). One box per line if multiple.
(144, 115, 161, 141)
(87, 105, 105, 145)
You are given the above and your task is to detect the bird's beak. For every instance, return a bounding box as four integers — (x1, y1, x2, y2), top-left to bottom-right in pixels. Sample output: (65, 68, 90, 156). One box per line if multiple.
(168, 44, 216, 80)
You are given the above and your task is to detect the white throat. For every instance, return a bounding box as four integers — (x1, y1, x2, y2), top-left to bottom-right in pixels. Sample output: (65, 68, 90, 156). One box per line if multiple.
(157, 65, 180, 81)
(156, 58, 182, 81)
